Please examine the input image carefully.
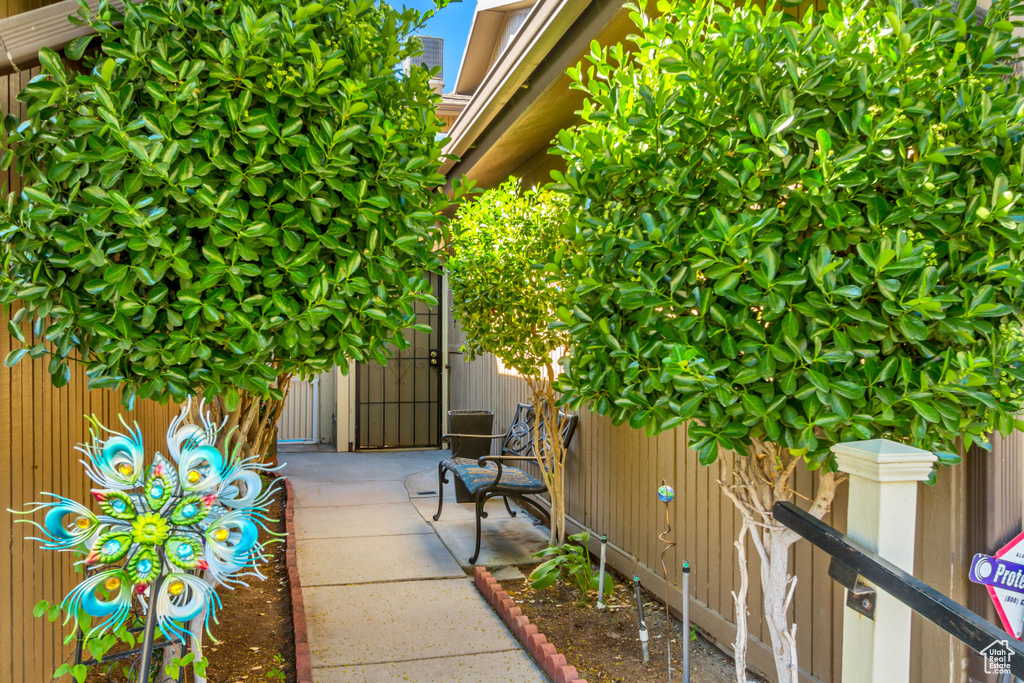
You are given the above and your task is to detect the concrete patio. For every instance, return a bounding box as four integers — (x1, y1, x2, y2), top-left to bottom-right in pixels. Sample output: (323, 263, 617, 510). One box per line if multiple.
(279, 445, 551, 682)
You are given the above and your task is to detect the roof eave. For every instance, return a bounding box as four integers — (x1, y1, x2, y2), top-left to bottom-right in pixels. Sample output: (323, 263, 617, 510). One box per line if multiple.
(440, 0, 589, 177)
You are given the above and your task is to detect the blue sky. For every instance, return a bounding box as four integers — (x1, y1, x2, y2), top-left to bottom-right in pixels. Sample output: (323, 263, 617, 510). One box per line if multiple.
(407, 0, 476, 91)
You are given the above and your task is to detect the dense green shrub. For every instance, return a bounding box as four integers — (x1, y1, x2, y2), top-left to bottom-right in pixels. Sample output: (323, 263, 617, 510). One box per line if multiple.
(554, 0, 1024, 471)
(448, 178, 571, 376)
(447, 178, 575, 544)
(0, 0, 451, 413)
(550, 0, 1024, 676)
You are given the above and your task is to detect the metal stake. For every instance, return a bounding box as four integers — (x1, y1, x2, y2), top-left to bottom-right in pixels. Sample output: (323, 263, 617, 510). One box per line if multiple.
(633, 575, 649, 663)
(683, 561, 691, 683)
(597, 535, 608, 609)
(657, 480, 676, 682)
(136, 550, 167, 683)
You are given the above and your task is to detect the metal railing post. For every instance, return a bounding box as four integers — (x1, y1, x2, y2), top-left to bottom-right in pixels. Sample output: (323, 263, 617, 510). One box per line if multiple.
(832, 438, 936, 683)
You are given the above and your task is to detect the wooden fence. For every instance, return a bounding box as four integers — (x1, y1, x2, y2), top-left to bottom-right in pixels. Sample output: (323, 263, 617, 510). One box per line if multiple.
(0, 314, 179, 682)
(0, 22, 180, 679)
(448, 336, 972, 683)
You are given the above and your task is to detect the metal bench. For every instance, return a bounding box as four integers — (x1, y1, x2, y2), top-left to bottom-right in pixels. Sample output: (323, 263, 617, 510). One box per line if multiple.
(433, 403, 579, 564)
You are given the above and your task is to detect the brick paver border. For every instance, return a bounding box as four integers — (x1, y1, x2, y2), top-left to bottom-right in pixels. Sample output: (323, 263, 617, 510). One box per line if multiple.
(282, 478, 314, 683)
(473, 566, 587, 683)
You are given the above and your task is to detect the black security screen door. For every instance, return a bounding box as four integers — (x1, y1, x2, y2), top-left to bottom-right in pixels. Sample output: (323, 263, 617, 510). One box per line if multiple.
(355, 273, 441, 449)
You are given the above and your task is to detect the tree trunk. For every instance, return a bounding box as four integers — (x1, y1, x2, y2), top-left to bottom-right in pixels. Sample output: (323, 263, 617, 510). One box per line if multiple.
(153, 647, 178, 683)
(186, 372, 294, 463)
(760, 522, 801, 683)
(719, 442, 843, 683)
(732, 522, 751, 683)
(171, 376, 293, 678)
(184, 572, 220, 683)
(524, 364, 568, 546)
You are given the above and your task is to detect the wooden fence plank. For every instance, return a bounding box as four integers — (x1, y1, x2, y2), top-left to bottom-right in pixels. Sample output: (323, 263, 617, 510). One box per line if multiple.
(793, 464, 814, 666)
(717, 453, 732, 619)
(14, 313, 29, 683)
(599, 415, 608, 543)
(626, 425, 635, 560)
(642, 428, 653, 569)
(0, 306, 12, 682)
(812, 491, 834, 681)
(696, 441, 710, 608)
(750, 489, 765, 645)
(40, 348, 54, 675)
(11, 313, 27, 683)
(0, 305, 181, 683)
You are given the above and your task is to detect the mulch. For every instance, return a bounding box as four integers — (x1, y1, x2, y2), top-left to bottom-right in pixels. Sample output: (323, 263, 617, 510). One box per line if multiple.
(202, 481, 296, 683)
(83, 479, 297, 683)
(499, 565, 762, 683)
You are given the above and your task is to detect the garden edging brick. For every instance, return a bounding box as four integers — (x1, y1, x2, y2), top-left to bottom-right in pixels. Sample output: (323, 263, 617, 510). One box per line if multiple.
(282, 478, 313, 683)
(473, 566, 587, 683)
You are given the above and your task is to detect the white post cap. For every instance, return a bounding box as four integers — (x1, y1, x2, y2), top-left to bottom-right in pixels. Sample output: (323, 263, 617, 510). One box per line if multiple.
(831, 439, 937, 483)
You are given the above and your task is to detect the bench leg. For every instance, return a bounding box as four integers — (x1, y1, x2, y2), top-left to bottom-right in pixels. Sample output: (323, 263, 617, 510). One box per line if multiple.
(433, 461, 449, 522)
(502, 496, 517, 517)
(469, 495, 486, 565)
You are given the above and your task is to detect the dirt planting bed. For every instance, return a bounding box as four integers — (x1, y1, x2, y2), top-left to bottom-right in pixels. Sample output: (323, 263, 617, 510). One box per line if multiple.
(499, 566, 763, 683)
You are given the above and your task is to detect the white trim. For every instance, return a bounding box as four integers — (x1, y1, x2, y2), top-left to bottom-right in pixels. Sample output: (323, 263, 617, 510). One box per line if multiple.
(441, 272, 451, 419)
(836, 438, 933, 683)
(335, 362, 356, 452)
(831, 439, 936, 483)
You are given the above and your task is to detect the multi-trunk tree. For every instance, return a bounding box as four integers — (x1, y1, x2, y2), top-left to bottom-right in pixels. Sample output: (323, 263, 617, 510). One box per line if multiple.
(447, 178, 575, 545)
(0, 0, 453, 460)
(551, 0, 1024, 679)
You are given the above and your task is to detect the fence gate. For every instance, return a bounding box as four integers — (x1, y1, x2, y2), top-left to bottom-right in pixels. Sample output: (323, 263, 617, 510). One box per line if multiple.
(355, 274, 442, 449)
(278, 376, 320, 443)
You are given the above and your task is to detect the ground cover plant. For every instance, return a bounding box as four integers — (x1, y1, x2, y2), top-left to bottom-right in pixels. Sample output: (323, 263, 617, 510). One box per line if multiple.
(447, 178, 575, 544)
(551, 0, 1024, 679)
(0, 0, 454, 460)
(529, 531, 613, 601)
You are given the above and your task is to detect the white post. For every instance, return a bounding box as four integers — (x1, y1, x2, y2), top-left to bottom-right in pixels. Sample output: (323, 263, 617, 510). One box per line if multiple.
(832, 438, 937, 683)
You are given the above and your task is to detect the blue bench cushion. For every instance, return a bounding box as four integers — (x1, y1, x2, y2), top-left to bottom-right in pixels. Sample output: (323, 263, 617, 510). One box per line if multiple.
(450, 462, 544, 494)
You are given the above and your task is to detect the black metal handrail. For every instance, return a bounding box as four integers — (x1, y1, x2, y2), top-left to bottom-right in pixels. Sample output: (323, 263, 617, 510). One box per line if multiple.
(774, 501, 1024, 677)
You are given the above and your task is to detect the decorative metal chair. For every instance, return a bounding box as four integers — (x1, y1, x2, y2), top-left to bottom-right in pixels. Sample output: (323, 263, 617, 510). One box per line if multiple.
(433, 402, 579, 564)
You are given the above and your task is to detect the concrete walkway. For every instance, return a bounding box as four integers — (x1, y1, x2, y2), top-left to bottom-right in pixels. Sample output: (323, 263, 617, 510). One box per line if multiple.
(280, 446, 549, 682)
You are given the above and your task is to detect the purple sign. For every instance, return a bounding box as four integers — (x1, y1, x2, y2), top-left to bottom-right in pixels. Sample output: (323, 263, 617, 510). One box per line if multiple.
(970, 553, 1024, 595)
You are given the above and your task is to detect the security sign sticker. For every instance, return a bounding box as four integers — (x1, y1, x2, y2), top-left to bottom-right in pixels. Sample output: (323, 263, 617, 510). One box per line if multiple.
(969, 531, 1024, 640)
